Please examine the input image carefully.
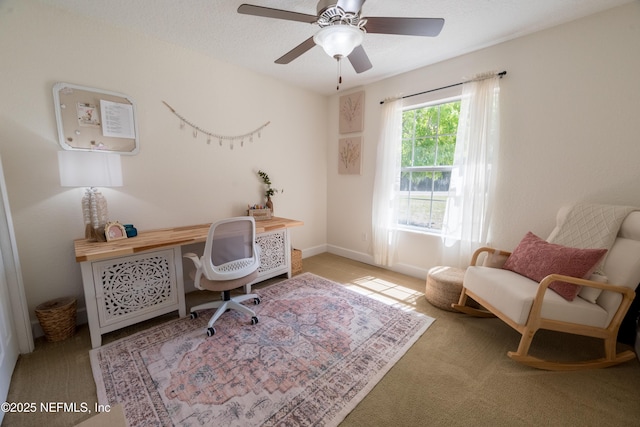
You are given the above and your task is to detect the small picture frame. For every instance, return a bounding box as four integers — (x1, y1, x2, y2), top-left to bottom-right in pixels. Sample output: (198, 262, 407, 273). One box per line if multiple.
(105, 222, 127, 242)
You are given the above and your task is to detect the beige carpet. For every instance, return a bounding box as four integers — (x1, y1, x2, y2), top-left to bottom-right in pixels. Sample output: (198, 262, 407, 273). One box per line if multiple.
(4, 253, 640, 427)
(74, 405, 124, 427)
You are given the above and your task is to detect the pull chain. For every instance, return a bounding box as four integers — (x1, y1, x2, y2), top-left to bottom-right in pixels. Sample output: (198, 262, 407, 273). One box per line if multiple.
(336, 56, 343, 91)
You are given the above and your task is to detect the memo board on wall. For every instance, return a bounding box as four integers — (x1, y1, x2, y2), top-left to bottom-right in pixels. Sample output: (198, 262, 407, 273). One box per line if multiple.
(53, 82, 140, 155)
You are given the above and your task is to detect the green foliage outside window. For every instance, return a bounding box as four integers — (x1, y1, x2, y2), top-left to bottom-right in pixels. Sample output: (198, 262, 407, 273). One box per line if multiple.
(399, 100, 460, 230)
(402, 101, 460, 169)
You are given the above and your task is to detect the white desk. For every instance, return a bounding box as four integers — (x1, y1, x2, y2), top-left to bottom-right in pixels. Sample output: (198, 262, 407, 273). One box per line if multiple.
(74, 217, 303, 348)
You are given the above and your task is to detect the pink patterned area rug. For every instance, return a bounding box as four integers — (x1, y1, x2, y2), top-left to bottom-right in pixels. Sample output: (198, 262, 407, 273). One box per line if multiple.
(90, 273, 434, 426)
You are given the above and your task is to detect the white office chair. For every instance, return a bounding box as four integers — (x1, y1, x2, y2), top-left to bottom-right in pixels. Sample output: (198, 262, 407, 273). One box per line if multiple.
(184, 216, 261, 337)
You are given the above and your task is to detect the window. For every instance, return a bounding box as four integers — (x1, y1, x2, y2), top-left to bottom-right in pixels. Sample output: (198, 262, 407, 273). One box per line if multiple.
(399, 98, 460, 231)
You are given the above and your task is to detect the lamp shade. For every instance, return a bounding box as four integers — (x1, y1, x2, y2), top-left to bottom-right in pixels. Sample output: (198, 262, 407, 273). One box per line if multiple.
(58, 151, 123, 187)
(313, 25, 364, 58)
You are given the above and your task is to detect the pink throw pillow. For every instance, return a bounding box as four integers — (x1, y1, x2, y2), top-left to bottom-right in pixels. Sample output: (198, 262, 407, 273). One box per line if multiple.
(502, 232, 607, 301)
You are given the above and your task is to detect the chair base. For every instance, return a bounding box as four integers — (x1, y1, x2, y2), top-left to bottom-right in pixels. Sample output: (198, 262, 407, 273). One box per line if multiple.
(190, 290, 261, 336)
(508, 350, 637, 371)
(451, 303, 496, 318)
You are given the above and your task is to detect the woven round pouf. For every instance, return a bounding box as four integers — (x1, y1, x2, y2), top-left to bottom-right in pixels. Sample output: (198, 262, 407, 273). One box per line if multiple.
(425, 266, 465, 311)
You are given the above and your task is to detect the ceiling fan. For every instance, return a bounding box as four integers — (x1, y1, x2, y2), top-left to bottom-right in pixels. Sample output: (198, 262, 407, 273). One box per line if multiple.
(238, 0, 444, 87)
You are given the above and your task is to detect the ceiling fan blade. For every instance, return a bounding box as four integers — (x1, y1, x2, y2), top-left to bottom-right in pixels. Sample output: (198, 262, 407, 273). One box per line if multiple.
(347, 45, 372, 73)
(237, 4, 317, 24)
(275, 37, 317, 64)
(336, 0, 366, 14)
(365, 17, 445, 37)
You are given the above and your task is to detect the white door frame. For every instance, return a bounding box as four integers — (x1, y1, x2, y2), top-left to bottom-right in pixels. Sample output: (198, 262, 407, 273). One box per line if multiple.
(0, 156, 33, 354)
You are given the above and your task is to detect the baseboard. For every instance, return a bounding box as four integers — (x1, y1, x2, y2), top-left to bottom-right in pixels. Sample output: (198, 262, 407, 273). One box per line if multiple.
(299, 244, 327, 258)
(326, 244, 429, 280)
(327, 245, 374, 265)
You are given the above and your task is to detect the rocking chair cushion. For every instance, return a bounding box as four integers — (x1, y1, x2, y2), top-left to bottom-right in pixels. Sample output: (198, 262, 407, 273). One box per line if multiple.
(503, 232, 607, 301)
(465, 266, 610, 327)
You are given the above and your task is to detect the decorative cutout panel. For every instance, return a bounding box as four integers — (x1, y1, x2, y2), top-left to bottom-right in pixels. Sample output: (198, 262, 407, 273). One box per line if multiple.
(256, 231, 286, 274)
(94, 250, 177, 325)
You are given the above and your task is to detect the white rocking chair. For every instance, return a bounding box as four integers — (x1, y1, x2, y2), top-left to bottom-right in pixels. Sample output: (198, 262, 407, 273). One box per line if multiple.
(453, 205, 640, 370)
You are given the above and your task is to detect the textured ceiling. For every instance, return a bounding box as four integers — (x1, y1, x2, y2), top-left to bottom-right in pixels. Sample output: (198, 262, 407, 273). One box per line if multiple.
(39, 0, 634, 95)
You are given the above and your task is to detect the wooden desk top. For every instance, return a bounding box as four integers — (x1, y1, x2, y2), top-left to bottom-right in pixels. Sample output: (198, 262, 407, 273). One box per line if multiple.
(74, 217, 303, 262)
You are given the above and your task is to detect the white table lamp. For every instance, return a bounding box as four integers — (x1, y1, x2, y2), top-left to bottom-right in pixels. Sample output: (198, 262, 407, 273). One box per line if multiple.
(58, 151, 123, 241)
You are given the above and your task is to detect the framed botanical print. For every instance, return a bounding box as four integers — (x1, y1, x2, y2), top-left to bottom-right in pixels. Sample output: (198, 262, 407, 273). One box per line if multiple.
(339, 90, 364, 134)
(338, 136, 362, 175)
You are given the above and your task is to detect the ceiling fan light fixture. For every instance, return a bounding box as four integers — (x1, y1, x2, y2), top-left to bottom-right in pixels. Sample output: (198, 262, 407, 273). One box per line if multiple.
(313, 25, 364, 59)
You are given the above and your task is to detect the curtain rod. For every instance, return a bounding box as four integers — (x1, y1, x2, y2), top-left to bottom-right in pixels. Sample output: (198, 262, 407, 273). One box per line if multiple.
(379, 70, 507, 105)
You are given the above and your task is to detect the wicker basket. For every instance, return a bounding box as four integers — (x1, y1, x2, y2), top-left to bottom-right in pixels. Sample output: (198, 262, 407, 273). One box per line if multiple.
(291, 249, 302, 276)
(35, 297, 77, 342)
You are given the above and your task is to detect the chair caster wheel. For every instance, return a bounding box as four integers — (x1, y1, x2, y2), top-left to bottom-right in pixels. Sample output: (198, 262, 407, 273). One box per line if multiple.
(206, 327, 216, 337)
(251, 316, 259, 325)
(190, 312, 198, 320)
(254, 297, 261, 305)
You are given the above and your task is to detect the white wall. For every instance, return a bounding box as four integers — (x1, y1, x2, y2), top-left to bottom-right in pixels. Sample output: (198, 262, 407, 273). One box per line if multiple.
(327, 2, 640, 278)
(0, 0, 328, 329)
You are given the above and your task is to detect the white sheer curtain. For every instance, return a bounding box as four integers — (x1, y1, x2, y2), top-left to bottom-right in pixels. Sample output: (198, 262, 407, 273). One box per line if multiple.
(371, 98, 402, 266)
(442, 73, 501, 267)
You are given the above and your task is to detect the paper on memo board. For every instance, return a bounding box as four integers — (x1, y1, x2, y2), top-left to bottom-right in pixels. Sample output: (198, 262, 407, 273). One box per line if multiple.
(100, 99, 136, 139)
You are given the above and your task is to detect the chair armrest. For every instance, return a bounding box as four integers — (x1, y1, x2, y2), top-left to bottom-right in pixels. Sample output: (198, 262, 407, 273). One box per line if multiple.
(470, 246, 512, 267)
(183, 252, 202, 269)
(528, 274, 636, 329)
(535, 274, 635, 299)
